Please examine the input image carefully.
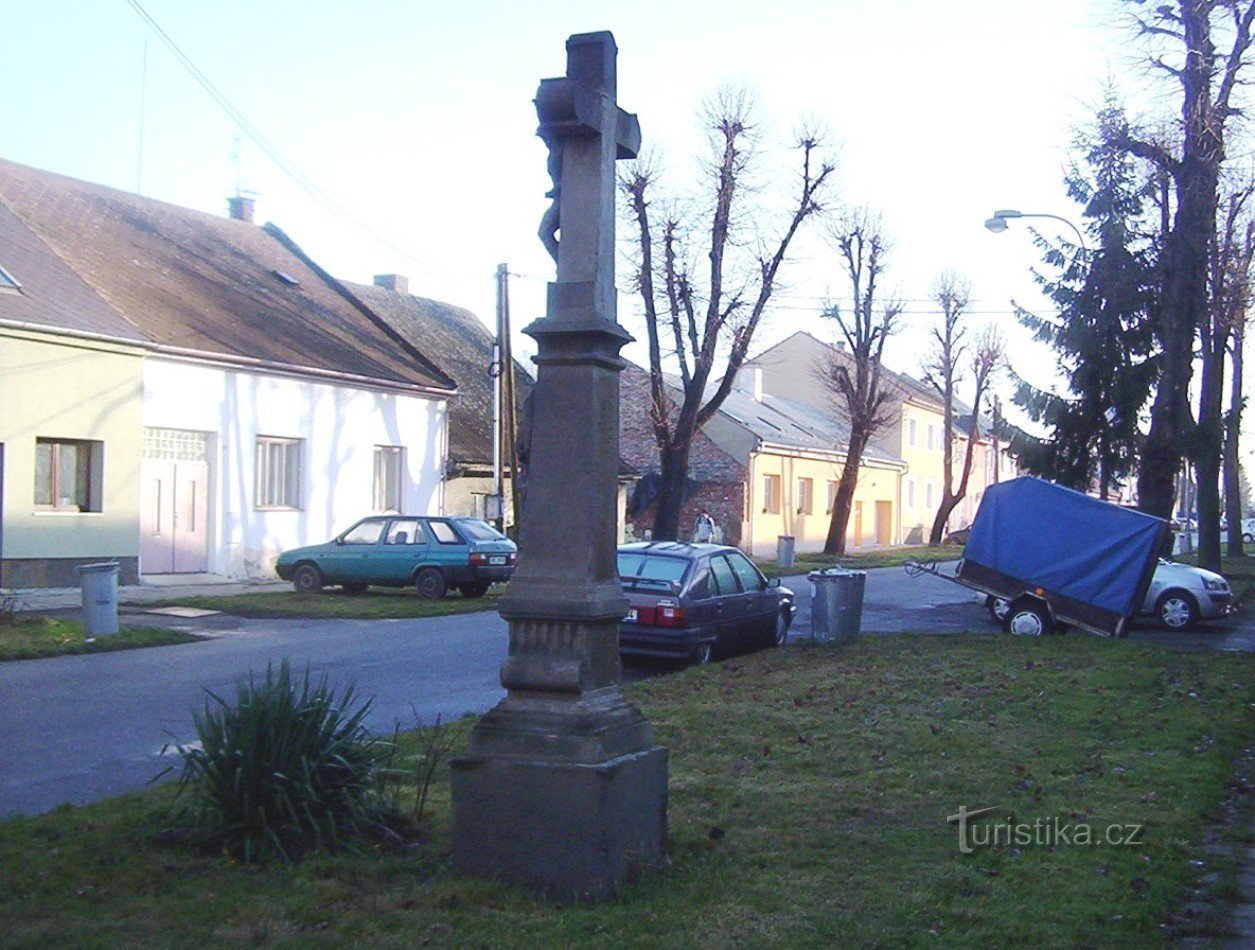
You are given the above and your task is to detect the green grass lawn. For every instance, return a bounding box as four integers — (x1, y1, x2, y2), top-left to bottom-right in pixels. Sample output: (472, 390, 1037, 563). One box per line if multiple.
(133, 586, 507, 620)
(0, 615, 201, 662)
(1, 634, 1250, 945)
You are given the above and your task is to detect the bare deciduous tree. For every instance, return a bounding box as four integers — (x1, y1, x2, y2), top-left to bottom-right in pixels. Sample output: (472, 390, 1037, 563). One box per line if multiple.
(820, 210, 901, 555)
(922, 272, 1003, 545)
(1217, 182, 1255, 554)
(1120, 0, 1255, 572)
(621, 91, 833, 541)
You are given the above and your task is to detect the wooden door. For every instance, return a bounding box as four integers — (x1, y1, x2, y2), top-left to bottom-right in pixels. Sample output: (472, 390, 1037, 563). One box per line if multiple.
(876, 500, 893, 545)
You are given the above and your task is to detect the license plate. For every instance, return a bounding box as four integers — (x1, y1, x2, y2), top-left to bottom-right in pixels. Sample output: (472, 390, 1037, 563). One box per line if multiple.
(625, 608, 638, 623)
(489, 556, 506, 565)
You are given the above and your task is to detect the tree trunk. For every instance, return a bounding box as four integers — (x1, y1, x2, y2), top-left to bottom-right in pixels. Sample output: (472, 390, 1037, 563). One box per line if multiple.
(1192, 323, 1226, 571)
(1224, 327, 1245, 555)
(824, 441, 865, 555)
(652, 439, 692, 541)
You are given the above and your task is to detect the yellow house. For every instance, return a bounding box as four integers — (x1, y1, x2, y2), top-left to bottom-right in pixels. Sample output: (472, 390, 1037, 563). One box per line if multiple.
(697, 374, 905, 556)
(743, 332, 950, 544)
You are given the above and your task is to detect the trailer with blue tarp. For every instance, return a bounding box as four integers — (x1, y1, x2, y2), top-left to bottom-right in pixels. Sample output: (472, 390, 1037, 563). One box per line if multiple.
(913, 477, 1171, 637)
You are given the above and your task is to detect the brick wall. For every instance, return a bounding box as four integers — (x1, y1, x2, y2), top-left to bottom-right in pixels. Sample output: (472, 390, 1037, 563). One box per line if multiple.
(620, 364, 749, 545)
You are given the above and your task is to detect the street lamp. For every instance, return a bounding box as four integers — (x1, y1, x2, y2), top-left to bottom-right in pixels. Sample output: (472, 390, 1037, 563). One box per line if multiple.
(985, 208, 1087, 250)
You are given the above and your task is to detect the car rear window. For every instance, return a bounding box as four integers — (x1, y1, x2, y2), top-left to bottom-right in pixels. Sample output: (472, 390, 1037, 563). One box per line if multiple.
(456, 519, 506, 541)
(618, 553, 689, 591)
(427, 520, 462, 544)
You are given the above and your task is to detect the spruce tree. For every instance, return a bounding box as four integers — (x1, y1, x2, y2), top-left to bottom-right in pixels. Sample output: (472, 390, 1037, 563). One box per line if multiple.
(1008, 101, 1158, 498)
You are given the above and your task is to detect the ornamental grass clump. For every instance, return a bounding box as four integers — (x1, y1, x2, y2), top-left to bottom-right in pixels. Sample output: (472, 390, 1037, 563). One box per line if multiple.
(171, 660, 399, 863)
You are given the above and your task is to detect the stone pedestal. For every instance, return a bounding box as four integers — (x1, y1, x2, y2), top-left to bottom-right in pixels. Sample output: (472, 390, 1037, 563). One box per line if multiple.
(450, 30, 666, 902)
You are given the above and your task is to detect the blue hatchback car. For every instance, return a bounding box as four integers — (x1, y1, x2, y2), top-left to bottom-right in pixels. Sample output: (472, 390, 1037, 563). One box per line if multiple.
(275, 515, 516, 599)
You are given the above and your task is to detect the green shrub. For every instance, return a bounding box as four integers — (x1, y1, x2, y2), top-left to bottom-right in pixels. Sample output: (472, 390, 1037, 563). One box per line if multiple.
(170, 660, 399, 863)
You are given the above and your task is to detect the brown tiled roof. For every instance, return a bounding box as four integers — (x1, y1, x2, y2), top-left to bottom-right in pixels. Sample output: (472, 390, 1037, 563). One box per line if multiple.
(0, 157, 455, 393)
(347, 281, 533, 466)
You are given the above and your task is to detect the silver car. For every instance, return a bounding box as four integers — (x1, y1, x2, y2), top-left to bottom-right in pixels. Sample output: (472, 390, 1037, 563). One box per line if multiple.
(987, 559, 1232, 631)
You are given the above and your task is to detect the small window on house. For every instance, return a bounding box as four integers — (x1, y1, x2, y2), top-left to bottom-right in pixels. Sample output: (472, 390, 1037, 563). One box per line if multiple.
(374, 445, 404, 513)
(926, 480, 936, 509)
(255, 436, 302, 509)
(908, 418, 917, 447)
(763, 474, 781, 514)
(0, 263, 22, 293)
(797, 477, 813, 515)
(35, 438, 102, 511)
(926, 423, 936, 451)
(826, 479, 839, 514)
(272, 269, 300, 286)
(906, 477, 916, 509)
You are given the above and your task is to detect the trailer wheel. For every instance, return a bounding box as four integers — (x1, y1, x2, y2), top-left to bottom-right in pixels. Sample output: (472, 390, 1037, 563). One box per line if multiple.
(1003, 599, 1053, 637)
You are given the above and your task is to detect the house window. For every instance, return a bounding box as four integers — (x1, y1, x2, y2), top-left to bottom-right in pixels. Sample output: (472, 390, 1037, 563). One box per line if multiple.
(763, 474, 781, 514)
(906, 477, 916, 509)
(926, 423, 936, 451)
(826, 479, 839, 514)
(797, 477, 813, 514)
(373, 445, 404, 513)
(907, 418, 917, 447)
(255, 436, 302, 509)
(35, 438, 102, 511)
(926, 480, 935, 509)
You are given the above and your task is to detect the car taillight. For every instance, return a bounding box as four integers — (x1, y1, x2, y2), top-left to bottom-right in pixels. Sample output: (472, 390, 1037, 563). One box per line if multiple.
(654, 600, 687, 628)
(470, 553, 486, 566)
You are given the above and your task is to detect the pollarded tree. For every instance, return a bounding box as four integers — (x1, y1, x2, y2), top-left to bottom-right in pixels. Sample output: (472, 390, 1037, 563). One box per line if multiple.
(621, 91, 833, 541)
(820, 209, 902, 555)
(1009, 100, 1159, 498)
(922, 270, 1003, 545)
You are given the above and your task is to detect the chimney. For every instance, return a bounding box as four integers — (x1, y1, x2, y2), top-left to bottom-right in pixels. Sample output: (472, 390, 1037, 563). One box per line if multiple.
(227, 195, 255, 223)
(753, 366, 763, 402)
(373, 273, 409, 295)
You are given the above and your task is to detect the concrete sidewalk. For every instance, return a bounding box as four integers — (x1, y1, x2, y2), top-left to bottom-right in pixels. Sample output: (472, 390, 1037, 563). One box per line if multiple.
(4, 573, 290, 613)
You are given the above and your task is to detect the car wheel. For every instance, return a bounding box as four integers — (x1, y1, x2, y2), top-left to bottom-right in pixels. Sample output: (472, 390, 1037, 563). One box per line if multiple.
(1156, 589, 1199, 630)
(1244, 533, 1253, 544)
(292, 564, 323, 594)
(1003, 599, 1053, 637)
(769, 609, 790, 648)
(986, 595, 1010, 624)
(342, 582, 368, 595)
(690, 641, 713, 666)
(458, 582, 491, 598)
(415, 568, 447, 600)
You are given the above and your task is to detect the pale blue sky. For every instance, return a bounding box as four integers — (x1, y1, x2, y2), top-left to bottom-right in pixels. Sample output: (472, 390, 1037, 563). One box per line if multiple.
(5, 1, 1170, 406)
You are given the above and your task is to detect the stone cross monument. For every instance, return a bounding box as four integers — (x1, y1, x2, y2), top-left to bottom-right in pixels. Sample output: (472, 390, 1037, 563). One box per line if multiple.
(451, 31, 668, 902)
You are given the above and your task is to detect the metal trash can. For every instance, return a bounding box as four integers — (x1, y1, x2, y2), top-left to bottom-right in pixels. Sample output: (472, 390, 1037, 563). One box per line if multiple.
(777, 535, 796, 569)
(77, 561, 120, 637)
(808, 567, 866, 642)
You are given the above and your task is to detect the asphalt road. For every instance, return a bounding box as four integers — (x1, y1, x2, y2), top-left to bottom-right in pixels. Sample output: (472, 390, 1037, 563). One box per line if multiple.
(3, 560, 1248, 817)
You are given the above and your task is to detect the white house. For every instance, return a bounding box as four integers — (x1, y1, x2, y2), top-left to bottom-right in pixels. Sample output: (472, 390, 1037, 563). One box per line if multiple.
(0, 157, 457, 584)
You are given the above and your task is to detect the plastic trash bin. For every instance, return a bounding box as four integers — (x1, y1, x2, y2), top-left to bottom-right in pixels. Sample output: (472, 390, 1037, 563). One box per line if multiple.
(808, 567, 866, 643)
(777, 535, 796, 569)
(77, 561, 120, 637)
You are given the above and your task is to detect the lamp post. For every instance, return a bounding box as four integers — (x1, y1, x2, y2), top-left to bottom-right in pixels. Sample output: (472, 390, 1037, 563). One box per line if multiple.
(984, 208, 1087, 251)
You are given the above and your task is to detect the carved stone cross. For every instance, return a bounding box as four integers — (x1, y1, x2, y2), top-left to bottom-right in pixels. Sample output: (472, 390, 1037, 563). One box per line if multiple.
(536, 32, 641, 322)
(451, 32, 667, 903)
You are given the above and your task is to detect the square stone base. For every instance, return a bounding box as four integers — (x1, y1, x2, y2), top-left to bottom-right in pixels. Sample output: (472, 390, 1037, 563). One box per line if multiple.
(451, 745, 668, 901)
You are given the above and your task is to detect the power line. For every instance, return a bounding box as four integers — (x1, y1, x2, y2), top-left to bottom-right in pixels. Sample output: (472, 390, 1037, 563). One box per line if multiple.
(122, 0, 457, 279)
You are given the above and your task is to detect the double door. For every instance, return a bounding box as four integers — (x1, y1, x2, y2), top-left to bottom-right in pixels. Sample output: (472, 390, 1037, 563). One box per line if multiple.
(140, 458, 208, 574)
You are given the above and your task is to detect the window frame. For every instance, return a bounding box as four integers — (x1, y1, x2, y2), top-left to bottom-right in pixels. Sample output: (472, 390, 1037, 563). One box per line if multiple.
(34, 438, 102, 512)
(826, 479, 839, 514)
(796, 477, 813, 515)
(763, 473, 781, 514)
(907, 418, 917, 447)
(254, 436, 303, 510)
(373, 445, 405, 513)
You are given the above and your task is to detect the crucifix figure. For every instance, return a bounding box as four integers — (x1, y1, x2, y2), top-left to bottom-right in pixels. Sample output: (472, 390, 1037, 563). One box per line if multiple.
(452, 32, 666, 903)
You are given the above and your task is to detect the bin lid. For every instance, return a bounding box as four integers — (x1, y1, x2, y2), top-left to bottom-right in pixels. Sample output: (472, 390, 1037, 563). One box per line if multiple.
(75, 561, 120, 574)
(807, 567, 866, 581)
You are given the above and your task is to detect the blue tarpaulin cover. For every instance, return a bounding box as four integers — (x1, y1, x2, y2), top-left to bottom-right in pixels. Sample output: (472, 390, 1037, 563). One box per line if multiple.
(965, 477, 1165, 618)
